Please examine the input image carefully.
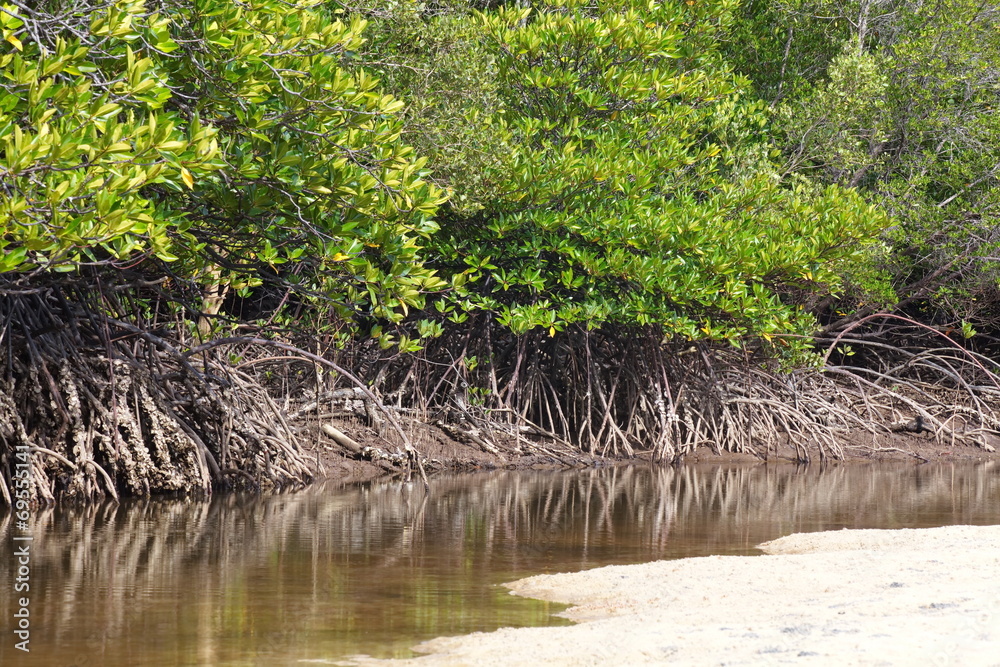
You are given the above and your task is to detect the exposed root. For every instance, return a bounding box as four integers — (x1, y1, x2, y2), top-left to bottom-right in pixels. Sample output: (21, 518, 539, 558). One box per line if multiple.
(0, 287, 315, 504)
(364, 318, 1000, 463)
(5, 286, 998, 505)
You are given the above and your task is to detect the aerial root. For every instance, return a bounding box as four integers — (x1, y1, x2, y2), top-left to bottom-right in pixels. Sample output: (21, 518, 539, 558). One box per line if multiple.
(0, 290, 315, 504)
(364, 321, 1000, 462)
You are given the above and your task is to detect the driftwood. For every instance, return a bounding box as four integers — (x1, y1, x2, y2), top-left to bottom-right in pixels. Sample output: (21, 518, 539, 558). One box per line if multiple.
(321, 424, 365, 456)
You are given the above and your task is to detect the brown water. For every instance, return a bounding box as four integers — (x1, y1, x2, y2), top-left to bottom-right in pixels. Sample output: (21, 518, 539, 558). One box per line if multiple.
(2, 462, 1000, 666)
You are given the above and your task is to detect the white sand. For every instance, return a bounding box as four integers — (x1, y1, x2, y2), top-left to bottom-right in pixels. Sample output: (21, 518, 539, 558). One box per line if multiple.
(345, 525, 1000, 666)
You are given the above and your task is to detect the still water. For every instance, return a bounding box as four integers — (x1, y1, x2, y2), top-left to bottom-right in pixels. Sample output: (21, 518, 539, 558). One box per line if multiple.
(2, 462, 1000, 665)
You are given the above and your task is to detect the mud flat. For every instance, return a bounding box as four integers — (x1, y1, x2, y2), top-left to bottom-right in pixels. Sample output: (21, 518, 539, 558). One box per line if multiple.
(348, 525, 1000, 666)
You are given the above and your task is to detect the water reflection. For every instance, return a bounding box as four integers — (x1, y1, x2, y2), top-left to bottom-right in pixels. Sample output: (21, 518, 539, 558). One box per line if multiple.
(2, 462, 999, 665)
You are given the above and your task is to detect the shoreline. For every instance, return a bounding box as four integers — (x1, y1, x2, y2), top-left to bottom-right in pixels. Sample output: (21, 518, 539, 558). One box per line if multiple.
(347, 524, 1000, 666)
(318, 442, 1000, 489)
(313, 414, 1000, 486)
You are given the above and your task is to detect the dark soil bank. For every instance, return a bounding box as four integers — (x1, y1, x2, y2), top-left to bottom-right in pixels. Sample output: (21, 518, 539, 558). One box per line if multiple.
(305, 415, 1000, 485)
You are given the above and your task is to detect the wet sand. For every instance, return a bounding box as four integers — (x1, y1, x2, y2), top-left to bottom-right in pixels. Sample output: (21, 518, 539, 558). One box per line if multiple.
(347, 525, 1000, 666)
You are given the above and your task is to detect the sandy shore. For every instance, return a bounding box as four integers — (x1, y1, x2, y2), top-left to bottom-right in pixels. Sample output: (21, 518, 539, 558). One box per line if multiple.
(346, 525, 1000, 666)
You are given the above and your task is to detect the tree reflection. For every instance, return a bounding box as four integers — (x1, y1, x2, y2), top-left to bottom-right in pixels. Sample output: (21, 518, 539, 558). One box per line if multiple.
(2, 462, 998, 665)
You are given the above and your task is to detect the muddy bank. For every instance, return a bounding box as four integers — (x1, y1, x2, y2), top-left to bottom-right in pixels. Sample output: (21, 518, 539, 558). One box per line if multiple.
(346, 524, 1000, 666)
(309, 414, 1000, 484)
(304, 414, 605, 484)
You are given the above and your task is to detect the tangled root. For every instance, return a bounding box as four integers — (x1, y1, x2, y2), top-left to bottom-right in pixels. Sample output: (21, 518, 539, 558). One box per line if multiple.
(371, 319, 1000, 463)
(0, 287, 314, 505)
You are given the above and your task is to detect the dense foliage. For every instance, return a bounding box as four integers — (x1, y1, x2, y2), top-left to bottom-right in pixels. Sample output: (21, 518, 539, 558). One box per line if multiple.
(731, 0, 1000, 339)
(3, 0, 997, 350)
(366, 0, 888, 353)
(0, 0, 446, 332)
